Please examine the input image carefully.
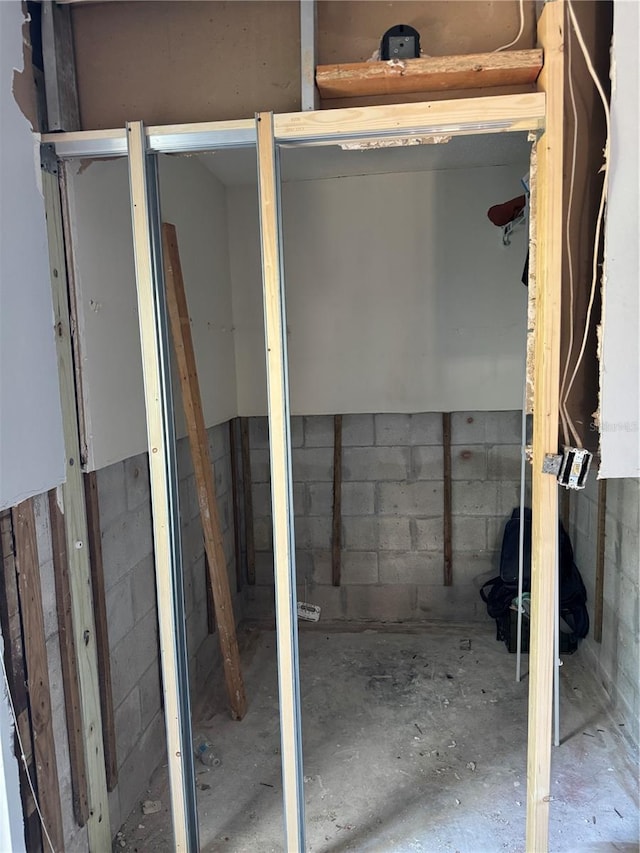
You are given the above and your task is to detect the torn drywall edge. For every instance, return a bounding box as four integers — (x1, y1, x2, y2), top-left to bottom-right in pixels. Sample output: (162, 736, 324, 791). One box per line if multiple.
(11, 4, 38, 131)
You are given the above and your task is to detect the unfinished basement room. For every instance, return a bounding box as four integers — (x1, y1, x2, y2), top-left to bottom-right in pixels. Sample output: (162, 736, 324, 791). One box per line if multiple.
(0, 2, 637, 853)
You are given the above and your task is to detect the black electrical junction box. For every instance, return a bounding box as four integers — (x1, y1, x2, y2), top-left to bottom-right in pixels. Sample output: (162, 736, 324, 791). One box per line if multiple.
(380, 24, 421, 61)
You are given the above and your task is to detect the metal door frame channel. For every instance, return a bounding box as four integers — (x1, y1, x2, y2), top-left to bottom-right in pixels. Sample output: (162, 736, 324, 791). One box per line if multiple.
(44, 89, 558, 853)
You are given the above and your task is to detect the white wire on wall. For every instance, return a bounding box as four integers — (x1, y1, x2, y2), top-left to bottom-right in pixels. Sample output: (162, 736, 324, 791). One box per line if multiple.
(561, 0, 612, 449)
(494, 0, 526, 52)
(559, 6, 581, 448)
(0, 651, 56, 852)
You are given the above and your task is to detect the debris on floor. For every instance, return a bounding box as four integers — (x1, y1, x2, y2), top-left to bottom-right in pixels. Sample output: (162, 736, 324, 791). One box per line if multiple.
(115, 626, 638, 853)
(141, 799, 162, 815)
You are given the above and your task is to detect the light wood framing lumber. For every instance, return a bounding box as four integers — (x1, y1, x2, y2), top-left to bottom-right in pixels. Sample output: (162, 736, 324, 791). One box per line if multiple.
(126, 122, 198, 852)
(162, 221, 247, 721)
(44, 167, 111, 848)
(442, 413, 453, 587)
(83, 472, 118, 789)
(42, 0, 81, 131)
(42, 92, 545, 159)
(274, 92, 545, 141)
(229, 419, 244, 594)
(256, 111, 306, 853)
(13, 499, 65, 853)
(526, 3, 565, 851)
(240, 418, 256, 585)
(332, 415, 342, 587)
(48, 490, 90, 825)
(594, 478, 607, 643)
(316, 49, 543, 100)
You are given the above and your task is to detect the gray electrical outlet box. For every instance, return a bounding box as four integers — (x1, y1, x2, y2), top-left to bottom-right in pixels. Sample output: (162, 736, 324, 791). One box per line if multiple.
(380, 25, 421, 61)
(387, 35, 417, 59)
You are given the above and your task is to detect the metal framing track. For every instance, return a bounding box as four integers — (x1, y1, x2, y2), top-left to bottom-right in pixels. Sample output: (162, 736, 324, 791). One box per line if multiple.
(126, 121, 199, 852)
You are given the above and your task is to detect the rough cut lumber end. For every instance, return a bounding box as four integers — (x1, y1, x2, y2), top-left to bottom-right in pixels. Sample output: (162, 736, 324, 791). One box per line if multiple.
(316, 50, 543, 100)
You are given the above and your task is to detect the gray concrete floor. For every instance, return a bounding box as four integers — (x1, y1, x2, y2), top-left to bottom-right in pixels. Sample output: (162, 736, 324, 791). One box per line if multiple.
(116, 624, 638, 852)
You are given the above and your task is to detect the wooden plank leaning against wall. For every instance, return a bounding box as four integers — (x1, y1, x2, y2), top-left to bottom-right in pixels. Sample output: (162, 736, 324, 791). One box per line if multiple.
(162, 222, 247, 721)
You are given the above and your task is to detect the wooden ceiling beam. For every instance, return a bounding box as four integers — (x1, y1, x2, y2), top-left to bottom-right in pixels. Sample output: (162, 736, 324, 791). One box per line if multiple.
(316, 49, 543, 100)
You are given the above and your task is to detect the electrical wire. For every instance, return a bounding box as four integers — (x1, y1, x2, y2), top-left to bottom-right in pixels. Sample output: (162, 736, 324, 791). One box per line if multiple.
(494, 0, 525, 52)
(0, 651, 56, 852)
(559, 10, 581, 448)
(563, 0, 611, 447)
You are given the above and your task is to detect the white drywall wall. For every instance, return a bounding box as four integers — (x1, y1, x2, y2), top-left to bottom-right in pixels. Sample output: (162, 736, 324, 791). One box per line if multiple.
(600, 0, 640, 478)
(67, 155, 237, 470)
(229, 163, 530, 416)
(0, 1, 65, 510)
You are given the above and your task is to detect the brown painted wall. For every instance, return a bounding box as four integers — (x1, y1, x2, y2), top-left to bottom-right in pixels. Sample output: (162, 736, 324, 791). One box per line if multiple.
(70, 0, 537, 129)
(71, 1, 301, 128)
(317, 0, 537, 63)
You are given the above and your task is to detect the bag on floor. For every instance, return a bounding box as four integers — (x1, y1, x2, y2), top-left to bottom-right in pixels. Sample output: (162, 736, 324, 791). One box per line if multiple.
(480, 507, 589, 641)
(479, 507, 532, 619)
(499, 507, 532, 586)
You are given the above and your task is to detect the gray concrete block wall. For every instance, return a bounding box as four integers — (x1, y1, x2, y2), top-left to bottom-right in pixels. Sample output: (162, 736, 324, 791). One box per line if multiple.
(96, 421, 241, 834)
(244, 411, 524, 623)
(569, 476, 640, 747)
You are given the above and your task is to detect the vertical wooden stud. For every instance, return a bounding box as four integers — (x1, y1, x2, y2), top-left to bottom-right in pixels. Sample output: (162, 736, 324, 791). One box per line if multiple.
(332, 415, 343, 586)
(13, 499, 65, 853)
(83, 471, 118, 790)
(594, 478, 607, 643)
(43, 166, 111, 848)
(256, 110, 306, 853)
(442, 413, 453, 586)
(526, 3, 565, 851)
(162, 222, 247, 721)
(240, 417, 256, 585)
(48, 489, 90, 824)
(41, 0, 80, 131)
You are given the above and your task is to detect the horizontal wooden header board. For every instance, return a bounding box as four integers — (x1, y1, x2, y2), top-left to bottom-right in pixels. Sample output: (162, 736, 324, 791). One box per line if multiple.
(316, 49, 543, 99)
